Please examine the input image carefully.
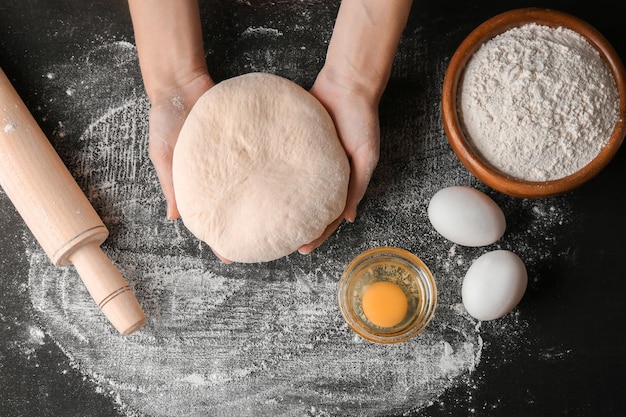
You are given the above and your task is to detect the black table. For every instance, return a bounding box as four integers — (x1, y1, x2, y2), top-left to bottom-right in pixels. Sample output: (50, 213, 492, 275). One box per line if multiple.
(1, 1, 624, 416)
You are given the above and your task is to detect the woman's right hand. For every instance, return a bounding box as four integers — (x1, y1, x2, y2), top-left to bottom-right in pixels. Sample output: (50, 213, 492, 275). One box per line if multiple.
(147, 74, 214, 221)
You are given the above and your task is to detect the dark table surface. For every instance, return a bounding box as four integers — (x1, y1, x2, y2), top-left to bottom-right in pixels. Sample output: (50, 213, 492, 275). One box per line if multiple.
(1, 1, 625, 416)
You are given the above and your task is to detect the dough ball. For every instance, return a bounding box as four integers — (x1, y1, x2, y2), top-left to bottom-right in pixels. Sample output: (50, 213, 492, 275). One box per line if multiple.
(172, 72, 350, 263)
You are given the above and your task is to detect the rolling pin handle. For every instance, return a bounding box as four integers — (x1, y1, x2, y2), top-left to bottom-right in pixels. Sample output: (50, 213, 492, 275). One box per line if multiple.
(69, 243, 146, 335)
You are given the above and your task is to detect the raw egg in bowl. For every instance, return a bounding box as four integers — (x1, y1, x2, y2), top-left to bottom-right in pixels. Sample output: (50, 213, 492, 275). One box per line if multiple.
(338, 247, 437, 344)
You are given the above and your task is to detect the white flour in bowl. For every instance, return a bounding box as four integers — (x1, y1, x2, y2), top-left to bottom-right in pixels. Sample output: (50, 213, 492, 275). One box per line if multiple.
(459, 23, 619, 181)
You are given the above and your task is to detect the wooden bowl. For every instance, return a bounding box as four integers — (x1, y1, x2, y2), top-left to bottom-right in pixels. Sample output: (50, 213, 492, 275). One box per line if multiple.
(442, 8, 626, 198)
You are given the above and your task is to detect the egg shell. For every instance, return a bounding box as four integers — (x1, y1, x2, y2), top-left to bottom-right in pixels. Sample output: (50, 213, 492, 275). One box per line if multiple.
(462, 250, 528, 321)
(427, 186, 506, 247)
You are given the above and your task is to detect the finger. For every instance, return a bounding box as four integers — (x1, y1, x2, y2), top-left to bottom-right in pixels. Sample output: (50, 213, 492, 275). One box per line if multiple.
(298, 215, 344, 255)
(343, 142, 379, 223)
(149, 144, 180, 220)
(210, 247, 233, 264)
(298, 145, 378, 255)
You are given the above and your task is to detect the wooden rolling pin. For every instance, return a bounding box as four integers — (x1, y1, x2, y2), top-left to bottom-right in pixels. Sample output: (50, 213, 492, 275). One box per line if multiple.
(0, 68, 146, 335)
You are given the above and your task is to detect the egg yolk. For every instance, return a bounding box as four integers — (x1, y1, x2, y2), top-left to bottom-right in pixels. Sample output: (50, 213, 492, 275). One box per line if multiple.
(361, 281, 408, 328)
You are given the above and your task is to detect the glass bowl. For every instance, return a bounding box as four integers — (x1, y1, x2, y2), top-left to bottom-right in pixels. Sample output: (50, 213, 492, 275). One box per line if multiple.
(338, 247, 437, 344)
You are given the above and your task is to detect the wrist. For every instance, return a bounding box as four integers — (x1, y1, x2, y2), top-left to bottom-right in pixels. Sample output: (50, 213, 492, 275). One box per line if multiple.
(314, 65, 382, 108)
(322, 0, 413, 103)
(148, 73, 215, 114)
(129, 0, 209, 102)
(144, 67, 212, 104)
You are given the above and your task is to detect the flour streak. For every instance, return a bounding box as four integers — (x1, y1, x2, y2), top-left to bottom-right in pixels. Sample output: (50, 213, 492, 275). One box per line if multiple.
(23, 37, 574, 417)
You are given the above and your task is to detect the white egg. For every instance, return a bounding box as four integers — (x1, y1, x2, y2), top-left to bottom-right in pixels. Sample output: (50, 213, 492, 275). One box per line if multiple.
(427, 186, 505, 247)
(462, 250, 528, 321)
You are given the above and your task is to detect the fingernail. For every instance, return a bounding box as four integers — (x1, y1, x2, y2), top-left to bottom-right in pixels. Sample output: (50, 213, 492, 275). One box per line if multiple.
(345, 209, 357, 223)
(166, 204, 177, 221)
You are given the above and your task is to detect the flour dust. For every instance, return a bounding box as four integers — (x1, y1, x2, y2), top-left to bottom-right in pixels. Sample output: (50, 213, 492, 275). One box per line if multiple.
(23, 40, 574, 417)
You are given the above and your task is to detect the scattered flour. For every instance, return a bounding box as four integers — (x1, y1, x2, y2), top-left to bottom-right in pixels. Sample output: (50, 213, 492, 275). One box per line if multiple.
(459, 23, 619, 181)
(241, 26, 283, 37)
(26, 97, 482, 416)
(19, 34, 575, 417)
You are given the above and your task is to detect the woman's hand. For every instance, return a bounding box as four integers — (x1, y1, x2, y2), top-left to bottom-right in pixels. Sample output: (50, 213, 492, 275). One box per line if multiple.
(298, 0, 413, 254)
(129, 0, 232, 263)
(147, 74, 214, 220)
(298, 71, 381, 255)
(149, 74, 235, 264)
(128, 0, 210, 220)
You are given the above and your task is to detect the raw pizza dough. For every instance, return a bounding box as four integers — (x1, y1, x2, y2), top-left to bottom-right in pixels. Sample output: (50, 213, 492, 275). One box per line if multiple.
(172, 72, 350, 263)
